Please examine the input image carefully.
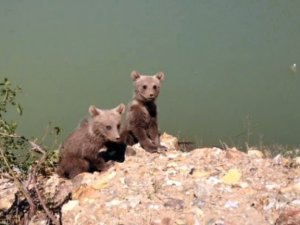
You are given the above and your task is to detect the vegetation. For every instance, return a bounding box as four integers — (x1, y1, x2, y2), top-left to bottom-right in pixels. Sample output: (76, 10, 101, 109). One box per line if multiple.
(0, 78, 28, 172)
(0, 78, 61, 225)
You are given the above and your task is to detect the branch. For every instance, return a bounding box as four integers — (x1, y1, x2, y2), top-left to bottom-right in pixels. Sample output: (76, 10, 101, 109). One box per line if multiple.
(0, 132, 22, 138)
(0, 134, 60, 225)
(29, 141, 60, 225)
(0, 147, 36, 220)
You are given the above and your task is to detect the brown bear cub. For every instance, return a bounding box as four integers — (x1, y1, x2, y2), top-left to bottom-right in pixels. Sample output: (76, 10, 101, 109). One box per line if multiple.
(57, 104, 126, 179)
(121, 70, 166, 153)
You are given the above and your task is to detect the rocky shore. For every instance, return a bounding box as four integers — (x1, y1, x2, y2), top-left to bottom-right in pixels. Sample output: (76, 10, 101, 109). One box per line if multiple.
(1, 133, 300, 225)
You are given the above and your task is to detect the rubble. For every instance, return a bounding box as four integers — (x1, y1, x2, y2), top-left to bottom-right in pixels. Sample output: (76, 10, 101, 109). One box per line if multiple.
(1, 133, 300, 225)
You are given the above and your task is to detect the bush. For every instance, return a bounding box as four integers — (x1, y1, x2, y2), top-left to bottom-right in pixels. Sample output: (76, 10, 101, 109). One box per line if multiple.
(0, 78, 61, 225)
(0, 78, 30, 173)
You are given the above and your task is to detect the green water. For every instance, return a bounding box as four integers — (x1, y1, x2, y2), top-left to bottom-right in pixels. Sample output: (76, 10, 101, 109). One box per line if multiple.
(1, 1, 300, 148)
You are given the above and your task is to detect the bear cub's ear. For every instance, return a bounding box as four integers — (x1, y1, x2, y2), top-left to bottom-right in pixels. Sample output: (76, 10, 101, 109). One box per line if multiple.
(115, 103, 126, 115)
(89, 105, 102, 117)
(131, 70, 141, 81)
(155, 72, 165, 82)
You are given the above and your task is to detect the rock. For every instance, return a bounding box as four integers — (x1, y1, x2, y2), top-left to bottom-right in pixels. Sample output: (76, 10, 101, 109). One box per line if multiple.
(71, 172, 96, 189)
(72, 185, 102, 203)
(160, 132, 179, 150)
(163, 198, 184, 210)
(273, 154, 284, 165)
(224, 200, 239, 209)
(275, 208, 300, 225)
(165, 178, 182, 187)
(161, 217, 172, 225)
(28, 213, 48, 225)
(293, 157, 300, 166)
(280, 182, 300, 194)
(191, 169, 210, 180)
(125, 146, 137, 156)
(4, 134, 300, 225)
(265, 183, 281, 191)
(61, 200, 79, 212)
(291, 200, 300, 207)
(206, 176, 221, 185)
(90, 170, 117, 189)
(194, 181, 212, 199)
(0, 177, 18, 211)
(221, 168, 242, 185)
(247, 149, 264, 158)
(225, 148, 245, 160)
(43, 174, 73, 207)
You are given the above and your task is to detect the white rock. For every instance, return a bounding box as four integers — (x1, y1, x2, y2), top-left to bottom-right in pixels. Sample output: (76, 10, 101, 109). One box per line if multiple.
(0, 178, 18, 211)
(294, 157, 300, 165)
(224, 200, 239, 209)
(291, 199, 300, 206)
(62, 200, 79, 212)
(273, 154, 283, 165)
(266, 183, 281, 190)
(165, 178, 182, 187)
(106, 199, 123, 207)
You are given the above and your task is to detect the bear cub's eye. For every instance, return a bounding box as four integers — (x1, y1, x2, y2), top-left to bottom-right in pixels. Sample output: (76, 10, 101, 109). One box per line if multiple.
(106, 125, 112, 130)
(142, 85, 147, 90)
(117, 124, 120, 130)
(153, 85, 157, 90)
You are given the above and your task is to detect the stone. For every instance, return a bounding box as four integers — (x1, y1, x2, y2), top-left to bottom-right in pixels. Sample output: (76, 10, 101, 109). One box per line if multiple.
(275, 208, 300, 225)
(280, 183, 300, 194)
(4, 134, 300, 225)
(293, 157, 300, 166)
(247, 149, 264, 158)
(163, 198, 184, 210)
(224, 200, 239, 209)
(160, 132, 179, 150)
(221, 168, 242, 185)
(273, 154, 284, 165)
(72, 185, 102, 203)
(90, 170, 117, 189)
(61, 200, 79, 212)
(191, 169, 210, 180)
(0, 178, 18, 211)
(43, 174, 73, 207)
(225, 148, 245, 160)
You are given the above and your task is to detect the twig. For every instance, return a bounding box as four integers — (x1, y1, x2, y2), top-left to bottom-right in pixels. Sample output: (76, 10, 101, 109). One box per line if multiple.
(0, 173, 13, 180)
(29, 141, 60, 225)
(1, 133, 60, 225)
(0, 147, 36, 221)
(0, 132, 22, 138)
(219, 139, 229, 150)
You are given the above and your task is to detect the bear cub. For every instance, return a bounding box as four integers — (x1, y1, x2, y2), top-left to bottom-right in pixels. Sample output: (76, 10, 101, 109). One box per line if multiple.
(121, 70, 166, 153)
(57, 104, 126, 179)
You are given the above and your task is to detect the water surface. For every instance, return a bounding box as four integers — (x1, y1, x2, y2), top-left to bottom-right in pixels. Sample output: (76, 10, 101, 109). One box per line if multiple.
(1, 1, 300, 148)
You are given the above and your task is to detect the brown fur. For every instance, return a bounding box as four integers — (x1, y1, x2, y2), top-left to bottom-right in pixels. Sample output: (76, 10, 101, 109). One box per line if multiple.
(121, 70, 165, 153)
(57, 104, 125, 179)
